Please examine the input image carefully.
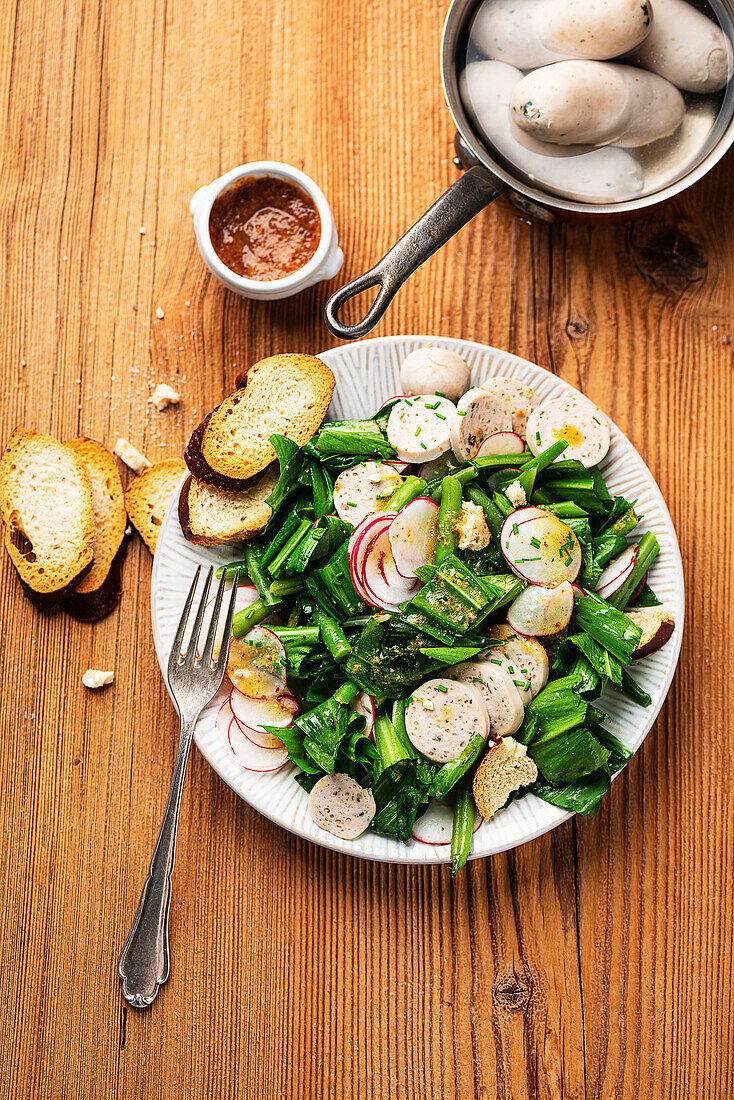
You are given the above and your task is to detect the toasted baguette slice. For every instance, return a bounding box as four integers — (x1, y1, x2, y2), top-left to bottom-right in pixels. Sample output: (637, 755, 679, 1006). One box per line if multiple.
(0, 428, 95, 601)
(178, 466, 278, 546)
(61, 438, 127, 617)
(472, 736, 538, 821)
(125, 460, 187, 553)
(185, 354, 334, 489)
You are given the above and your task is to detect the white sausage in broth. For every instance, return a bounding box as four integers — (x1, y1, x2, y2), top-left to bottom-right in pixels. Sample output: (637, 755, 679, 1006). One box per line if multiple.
(460, 62, 644, 202)
(470, 0, 570, 69)
(631, 0, 732, 93)
(308, 774, 377, 840)
(538, 0, 653, 60)
(399, 347, 471, 402)
(510, 62, 684, 147)
(406, 679, 489, 764)
(333, 461, 403, 525)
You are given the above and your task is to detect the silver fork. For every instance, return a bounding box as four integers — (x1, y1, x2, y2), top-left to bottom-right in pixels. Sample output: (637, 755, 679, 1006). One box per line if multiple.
(118, 564, 240, 1008)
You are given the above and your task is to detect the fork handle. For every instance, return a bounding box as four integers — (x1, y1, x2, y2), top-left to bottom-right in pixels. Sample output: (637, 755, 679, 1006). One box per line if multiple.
(117, 715, 196, 1008)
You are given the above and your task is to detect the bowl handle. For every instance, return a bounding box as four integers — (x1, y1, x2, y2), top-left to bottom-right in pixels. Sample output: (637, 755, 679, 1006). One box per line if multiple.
(324, 165, 505, 341)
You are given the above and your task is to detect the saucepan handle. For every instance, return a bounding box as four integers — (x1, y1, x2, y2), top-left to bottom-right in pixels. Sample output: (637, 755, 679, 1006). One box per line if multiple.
(325, 165, 506, 340)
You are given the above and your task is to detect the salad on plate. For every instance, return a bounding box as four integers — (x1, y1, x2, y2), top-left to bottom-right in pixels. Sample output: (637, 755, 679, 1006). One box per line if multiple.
(203, 346, 675, 871)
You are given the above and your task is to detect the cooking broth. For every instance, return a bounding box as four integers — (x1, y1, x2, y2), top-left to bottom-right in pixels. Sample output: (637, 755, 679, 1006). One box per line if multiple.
(461, 0, 734, 202)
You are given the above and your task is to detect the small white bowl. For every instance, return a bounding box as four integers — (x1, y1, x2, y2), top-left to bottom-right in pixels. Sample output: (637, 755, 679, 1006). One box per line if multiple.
(190, 161, 344, 300)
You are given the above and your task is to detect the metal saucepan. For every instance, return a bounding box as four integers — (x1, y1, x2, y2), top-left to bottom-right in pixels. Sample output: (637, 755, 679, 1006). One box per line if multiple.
(325, 0, 734, 339)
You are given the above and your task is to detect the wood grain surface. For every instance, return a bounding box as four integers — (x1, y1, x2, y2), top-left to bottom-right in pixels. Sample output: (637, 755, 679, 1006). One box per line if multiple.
(0, 0, 732, 1096)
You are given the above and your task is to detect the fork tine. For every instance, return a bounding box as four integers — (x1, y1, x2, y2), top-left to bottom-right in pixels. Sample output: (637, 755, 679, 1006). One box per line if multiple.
(182, 566, 214, 666)
(200, 567, 229, 667)
(214, 567, 241, 675)
(169, 566, 201, 671)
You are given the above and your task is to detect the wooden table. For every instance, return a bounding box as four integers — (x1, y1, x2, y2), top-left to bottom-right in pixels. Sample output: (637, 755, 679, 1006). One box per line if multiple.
(1, 0, 732, 1095)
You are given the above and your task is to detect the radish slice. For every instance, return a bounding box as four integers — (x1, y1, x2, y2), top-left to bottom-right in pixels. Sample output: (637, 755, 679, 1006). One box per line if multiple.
(348, 513, 395, 604)
(501, 507, 581, 586)
(596, 545, 638, 601)
(385, 459, 411, 474)
(229, 687, 298, 740)
(227, 717, 288, 772)
(215, 697, 236, 742)
(476, 431, 525, 457)
(350, 692, 376, 740)
(196, 583, 259, 657)
(362, 527, 420, 611)
(388, 496, 439, 578)
(226, 626, 287, 699)
(411, 799, 482, 844)
(508, 581, 574, 636)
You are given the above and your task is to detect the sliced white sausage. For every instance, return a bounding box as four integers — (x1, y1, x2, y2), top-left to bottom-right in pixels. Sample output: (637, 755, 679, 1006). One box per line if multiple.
(308, 774, 377, 840)
(333, 461, 403, 525)
(400, 347, 471, 402)
(483, 624, 549, 699)
(406, 679, 490, 763)
(450, 387, 513, 461)
(526, 394, 610, 467)
(538, 0, 652, 60)
(470, 0, 571, 69)
(510, 62, 684, 148)
(461, 62, 644, 203)
(478, 377, 540, 436)
(631, 0, 732, 93)
(386, 395, 458, 463)
(447, 661, 525, 738)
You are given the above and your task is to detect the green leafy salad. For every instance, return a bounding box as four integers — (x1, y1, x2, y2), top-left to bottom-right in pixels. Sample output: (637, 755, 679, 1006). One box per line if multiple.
(217, 380, 675, 871)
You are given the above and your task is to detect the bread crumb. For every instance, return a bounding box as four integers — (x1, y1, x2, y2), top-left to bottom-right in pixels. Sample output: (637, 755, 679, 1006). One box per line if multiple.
(82, 669, 114, 689)
(155, 307, 165, 319)
(114, 437, 151, 474)
(505, 480, 527, 508)
(139, 226, 146, 235)
(150, 383, 180, 411)
(455, 501, 490, 550)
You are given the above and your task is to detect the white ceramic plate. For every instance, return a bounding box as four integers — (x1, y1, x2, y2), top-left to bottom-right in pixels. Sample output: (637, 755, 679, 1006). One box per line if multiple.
(151, 336, 684, 864)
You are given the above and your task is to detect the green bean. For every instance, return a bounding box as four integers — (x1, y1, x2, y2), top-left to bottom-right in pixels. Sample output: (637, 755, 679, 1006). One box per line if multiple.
(465, 485, 503, 544)
(374, 706, 415, 768)
(429, 464, 477, 501)
(434, 475, 462, 566)
(312, 610, 352, 664)
(428, 733, 485, 799)
(607, 531, 660, 609)
(269, 576, 306, 598)
(216, 561, 248, 581)
(260, 511, 301, 567)
(385, 475, 427, 512)
(491, 490, 514, 520)
(244, 545, 276, 604)
(268, 625, 321, 644)
(232, 598, 281, 638)
(268, 519, 312, 578)
(451, 780, 475, 875)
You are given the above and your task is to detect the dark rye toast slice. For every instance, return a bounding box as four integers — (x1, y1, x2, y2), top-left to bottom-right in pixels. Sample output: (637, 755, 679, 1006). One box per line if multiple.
(178, 465, 278, 546)
(0, 428, 95, 603)
(62, 438, 128, 621)
(185, 353, 335, 490)
(125, 459, 187, 553)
